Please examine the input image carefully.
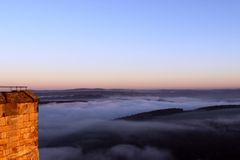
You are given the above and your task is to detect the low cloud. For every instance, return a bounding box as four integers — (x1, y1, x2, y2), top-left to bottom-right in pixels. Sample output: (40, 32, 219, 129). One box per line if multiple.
(40, 147, 81, 160)
(40, 116, 240, 160)
(40, 145, 173, 160)
(39, 97, 240, 160)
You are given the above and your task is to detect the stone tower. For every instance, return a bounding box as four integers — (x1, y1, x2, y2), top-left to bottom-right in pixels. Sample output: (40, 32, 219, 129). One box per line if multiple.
(0, 89, 39, 159)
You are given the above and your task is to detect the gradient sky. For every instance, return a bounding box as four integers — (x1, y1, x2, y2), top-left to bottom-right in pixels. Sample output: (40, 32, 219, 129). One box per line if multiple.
(0, 0, 240, 89)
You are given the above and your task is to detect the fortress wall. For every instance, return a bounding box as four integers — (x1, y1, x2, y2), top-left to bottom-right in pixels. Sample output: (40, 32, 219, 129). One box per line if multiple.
(0, 91, 39, 160)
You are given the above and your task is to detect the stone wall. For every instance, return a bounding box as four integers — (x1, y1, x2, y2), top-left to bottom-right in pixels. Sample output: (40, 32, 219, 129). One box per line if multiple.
(0, 91, 39, 160)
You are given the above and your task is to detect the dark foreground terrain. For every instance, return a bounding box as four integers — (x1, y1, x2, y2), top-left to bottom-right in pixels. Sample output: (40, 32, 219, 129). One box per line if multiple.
(40, 105, 240, 160)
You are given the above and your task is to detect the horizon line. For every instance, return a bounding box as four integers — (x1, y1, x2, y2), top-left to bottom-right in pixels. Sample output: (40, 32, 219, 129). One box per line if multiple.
(31, 87, 240, 91)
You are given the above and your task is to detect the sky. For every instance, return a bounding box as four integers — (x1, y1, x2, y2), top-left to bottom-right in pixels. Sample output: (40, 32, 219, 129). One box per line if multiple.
(0, 0, 240, 89)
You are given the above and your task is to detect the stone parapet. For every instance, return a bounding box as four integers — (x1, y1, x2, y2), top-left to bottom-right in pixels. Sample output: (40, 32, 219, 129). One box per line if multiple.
(0, 91, 39, 160)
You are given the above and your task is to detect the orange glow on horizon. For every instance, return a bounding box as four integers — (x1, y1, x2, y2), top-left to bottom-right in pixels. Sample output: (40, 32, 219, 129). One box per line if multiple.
(1, 69, 240, 90)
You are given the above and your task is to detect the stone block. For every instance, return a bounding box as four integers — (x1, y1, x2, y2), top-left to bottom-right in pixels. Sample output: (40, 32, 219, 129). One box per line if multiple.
(0, 132, 7, 139)
(23, 114, 30, 122)
(0, 105, 4, 117)
(3, 104, 18, 116)
(0, 93, 6, 104)
(0, 118, 6, 126)
(0, 139, 8, 145)
(0, 126, 9, 132)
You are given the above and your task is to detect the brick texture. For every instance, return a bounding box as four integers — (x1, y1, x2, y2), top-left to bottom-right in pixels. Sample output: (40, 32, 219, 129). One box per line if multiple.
(0, 91, 39, 160)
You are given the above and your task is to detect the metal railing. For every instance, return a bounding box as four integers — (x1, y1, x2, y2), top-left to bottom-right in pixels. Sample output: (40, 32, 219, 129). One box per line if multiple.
(0, 86, 28, 91)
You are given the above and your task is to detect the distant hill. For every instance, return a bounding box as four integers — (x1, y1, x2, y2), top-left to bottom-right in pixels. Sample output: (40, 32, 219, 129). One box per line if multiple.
(117, 105, 240, 121)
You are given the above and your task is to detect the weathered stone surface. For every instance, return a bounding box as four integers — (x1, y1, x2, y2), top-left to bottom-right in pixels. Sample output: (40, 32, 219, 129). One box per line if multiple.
(4, 92, 33, 103)
(0, 91, 39, 160)
(0, 94, 6, 104)
(0, 91, 38, 104)
(24, 91, 39, 102)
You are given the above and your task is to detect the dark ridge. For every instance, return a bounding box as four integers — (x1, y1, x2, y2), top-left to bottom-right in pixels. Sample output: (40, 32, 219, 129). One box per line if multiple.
(116, 108, 184, 121)
(117, 105, 240, 121)
(157, 98, 175, 102)
(196, 105, 240, 111)
(39, 100, 88, 105)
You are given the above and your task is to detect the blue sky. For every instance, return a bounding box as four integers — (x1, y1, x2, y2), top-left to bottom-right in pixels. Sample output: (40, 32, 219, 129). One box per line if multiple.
(0, 0, 240, 89)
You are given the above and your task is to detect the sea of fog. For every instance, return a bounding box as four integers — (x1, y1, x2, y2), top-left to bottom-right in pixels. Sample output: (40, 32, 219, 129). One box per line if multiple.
(39, 95, 240, 122)
(38, 93, 240, 160)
